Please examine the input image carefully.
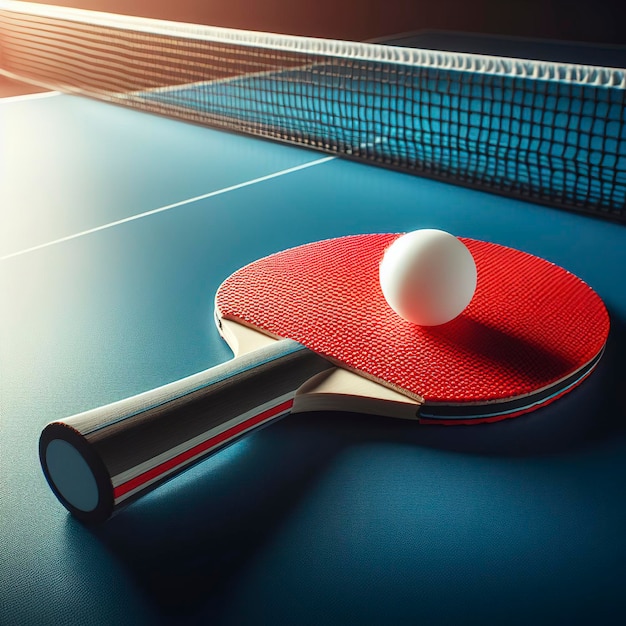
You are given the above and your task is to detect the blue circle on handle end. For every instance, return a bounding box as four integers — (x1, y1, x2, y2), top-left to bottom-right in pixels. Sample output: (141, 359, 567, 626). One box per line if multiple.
(45, 439, 99, 512)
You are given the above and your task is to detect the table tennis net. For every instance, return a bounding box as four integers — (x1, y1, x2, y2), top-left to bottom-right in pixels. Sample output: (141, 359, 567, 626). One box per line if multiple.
(1, 1, 625, 222)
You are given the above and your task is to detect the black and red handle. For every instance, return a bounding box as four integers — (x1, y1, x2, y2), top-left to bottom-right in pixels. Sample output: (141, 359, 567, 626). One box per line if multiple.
(39, 339, 332, 523)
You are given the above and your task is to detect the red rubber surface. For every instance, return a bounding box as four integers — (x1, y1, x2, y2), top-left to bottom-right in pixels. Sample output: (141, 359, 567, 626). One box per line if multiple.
(216, 234, 609, 404)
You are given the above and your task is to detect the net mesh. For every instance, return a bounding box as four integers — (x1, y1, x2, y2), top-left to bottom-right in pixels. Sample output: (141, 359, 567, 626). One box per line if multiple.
(1, 1, 625, 222)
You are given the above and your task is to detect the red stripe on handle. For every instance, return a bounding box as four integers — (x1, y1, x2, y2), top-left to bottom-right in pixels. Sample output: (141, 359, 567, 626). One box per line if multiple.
(113, 399, 294, 499)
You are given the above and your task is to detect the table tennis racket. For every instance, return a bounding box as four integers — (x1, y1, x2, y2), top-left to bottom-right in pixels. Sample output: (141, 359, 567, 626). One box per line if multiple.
(39, 234, 609, 523)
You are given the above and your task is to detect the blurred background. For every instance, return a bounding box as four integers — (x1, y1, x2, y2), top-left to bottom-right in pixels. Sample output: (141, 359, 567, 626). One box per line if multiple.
(3, 0, 626, 43)
(2, 0, 626, 97)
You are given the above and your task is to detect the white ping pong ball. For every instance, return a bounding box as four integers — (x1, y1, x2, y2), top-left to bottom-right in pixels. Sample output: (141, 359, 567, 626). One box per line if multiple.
(379, 229, 477, 326)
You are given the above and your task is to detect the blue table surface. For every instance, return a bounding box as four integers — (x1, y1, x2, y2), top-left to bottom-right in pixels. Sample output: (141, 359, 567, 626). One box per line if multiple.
(2, 88, 626, 625)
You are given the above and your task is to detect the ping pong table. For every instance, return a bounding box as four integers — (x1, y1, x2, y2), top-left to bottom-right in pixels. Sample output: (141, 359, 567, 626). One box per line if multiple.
(2, 27, 626, 626)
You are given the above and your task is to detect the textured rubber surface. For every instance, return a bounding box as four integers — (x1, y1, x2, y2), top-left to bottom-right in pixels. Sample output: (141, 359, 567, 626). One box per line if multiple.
(216, 234, 609, 404)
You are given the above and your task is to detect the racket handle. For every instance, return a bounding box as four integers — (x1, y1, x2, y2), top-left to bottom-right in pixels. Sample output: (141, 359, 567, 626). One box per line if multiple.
(39, 339, 332, 523)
